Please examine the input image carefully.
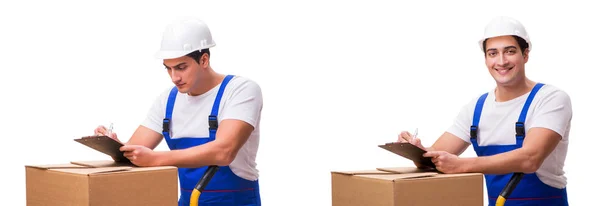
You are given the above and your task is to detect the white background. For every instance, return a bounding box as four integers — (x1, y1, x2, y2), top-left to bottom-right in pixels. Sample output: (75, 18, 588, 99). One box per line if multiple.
(1, 0, 598, 205)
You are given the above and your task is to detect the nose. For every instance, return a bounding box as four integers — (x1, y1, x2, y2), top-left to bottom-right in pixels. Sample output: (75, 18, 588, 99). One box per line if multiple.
(497, 53, 508, 67)
(170, 69, 181, 83)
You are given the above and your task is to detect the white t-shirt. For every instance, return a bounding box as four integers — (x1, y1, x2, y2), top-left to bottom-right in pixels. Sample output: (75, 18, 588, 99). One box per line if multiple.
(446, 84, 572, 189)
(141, 76, 262, 181)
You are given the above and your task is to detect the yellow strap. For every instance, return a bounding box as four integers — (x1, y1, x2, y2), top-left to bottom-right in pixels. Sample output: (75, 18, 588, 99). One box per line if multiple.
(190, 189, 201, 206)
(495, 196, 507, 206)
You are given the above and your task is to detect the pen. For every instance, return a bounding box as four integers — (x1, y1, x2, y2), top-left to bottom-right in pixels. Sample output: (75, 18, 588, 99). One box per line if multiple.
(413, 128, 418, 139)
(107, 123, 113, 136)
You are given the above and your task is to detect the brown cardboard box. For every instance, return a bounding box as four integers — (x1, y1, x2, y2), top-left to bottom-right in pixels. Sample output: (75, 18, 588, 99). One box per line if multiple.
(25, 160, 178, 206)
(331, 167, 484, 206)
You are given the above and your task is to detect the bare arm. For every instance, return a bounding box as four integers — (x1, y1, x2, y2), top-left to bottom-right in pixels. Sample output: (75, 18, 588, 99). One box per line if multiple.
(463, 127, 561, 174)
(430, 132, 470, 155)
(126, 125, 164, 150)
(157, 119, 253, 167)
(94, 124, 163, 150)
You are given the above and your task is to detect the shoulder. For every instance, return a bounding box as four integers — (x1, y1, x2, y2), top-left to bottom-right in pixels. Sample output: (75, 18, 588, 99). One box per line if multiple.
(227, 75, 261, 89)
(528, 83, 573, 138)
(144, 86, 178, 118)
(535, 84, 572, 108)
(538, 84, 571, 100)
(462, 90, 493, 112)
(157, 86, 178, 101)
(148, 86, 179, 109)
(225, 75, 263, 96)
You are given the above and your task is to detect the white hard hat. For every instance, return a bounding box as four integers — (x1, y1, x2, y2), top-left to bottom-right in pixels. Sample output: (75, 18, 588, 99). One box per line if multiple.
(155, 18, 216, 59)
(479, 16, 531, 52)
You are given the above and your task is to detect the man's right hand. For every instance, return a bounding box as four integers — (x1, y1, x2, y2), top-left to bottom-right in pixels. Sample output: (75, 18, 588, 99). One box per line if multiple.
(397, 131, 426, 150)
(94, 125, 123, 145)
(397, 131, 430, 169)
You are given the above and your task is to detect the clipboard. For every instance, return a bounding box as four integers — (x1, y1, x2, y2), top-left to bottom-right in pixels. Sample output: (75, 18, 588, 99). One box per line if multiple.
(74, 135, 131, 163)
(378, 142, 436, 169)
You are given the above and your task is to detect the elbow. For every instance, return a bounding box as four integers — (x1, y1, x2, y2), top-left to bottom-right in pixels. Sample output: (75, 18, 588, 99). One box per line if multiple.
(521, 162, 539, 173)
(521, 157, 543, 174)
(214, 149, 236, 166)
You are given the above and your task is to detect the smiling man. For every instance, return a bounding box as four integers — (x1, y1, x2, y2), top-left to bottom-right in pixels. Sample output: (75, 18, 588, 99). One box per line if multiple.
(94, 18, 263, 206)
(396, 16, 572, 205)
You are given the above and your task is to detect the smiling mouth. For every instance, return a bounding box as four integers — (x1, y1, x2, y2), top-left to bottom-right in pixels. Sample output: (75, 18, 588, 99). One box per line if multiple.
(495, 67, 513, 74)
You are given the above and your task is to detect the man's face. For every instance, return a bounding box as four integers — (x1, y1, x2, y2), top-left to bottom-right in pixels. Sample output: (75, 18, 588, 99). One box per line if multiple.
(163, 56, 202, 94)
(484, 35, 529, 87)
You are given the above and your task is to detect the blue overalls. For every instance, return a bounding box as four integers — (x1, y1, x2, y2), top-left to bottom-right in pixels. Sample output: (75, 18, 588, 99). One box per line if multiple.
(162, 75, 261, 206)
(470, 83, 568, 206)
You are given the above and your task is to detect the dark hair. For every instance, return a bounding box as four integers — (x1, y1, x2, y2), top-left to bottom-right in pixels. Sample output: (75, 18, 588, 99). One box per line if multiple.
(483, 35, 529, 55)
(185, 49, 210, 64)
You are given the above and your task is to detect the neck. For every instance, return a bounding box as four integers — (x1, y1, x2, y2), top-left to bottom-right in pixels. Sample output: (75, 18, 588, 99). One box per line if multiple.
(188, 67, 225, 96)
(495, 78, 535, 102)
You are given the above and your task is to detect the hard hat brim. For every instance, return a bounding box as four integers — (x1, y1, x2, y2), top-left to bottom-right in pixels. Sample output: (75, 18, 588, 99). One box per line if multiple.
(478, 35, 532, 52)
(154, 43, 216, 60)
(154, 51, 191, 60)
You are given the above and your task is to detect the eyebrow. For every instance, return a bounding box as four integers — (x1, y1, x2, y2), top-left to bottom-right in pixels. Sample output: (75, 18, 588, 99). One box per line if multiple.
(486, 46, 518, 53)
(163, 62, 186, 68)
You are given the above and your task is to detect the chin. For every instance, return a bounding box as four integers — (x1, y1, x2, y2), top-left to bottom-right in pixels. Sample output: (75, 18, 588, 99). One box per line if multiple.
(494, 78, 517, 86)
(176, 86, 188, 93)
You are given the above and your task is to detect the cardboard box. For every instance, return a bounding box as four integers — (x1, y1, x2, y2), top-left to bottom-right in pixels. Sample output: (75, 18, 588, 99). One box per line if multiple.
(25, 160, 178, 206)
(331, 167, 484, 206)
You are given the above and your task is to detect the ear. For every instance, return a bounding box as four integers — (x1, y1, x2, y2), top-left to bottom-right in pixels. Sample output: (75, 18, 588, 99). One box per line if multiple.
(200, 53, 210, 68)
(523, 48, 530, 63)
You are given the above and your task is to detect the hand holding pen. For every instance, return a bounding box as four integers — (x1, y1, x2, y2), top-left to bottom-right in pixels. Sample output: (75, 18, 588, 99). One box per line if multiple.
(93, 123, 123, 144)
(397, 128, 426, 151)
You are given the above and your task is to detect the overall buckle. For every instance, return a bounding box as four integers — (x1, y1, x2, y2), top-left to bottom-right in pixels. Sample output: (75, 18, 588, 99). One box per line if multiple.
(208, 115, 218, 130)
(163, 118, 171, 133)
(470, 125, 478, 139)
(515, 122, 525, 137)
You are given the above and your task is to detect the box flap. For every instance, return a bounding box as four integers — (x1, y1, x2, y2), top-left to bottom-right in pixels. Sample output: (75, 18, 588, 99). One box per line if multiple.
(332, 167, 439, 181)
(331, 170, 391, 175)
(376, 167, 438, 174)
(71, 160, 176, 172)
(51, 166, 133, 175)
(332, 167, 439, 176)
(25, 163, 89, 169)
(71, 160, 135, 168)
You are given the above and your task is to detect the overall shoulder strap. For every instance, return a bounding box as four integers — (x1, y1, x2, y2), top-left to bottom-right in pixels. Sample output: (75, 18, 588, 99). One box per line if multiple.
(470, 92, 489, 141)
(515, 83, 545, 139)
(162, 86, 179, 140)
(208, 75, 235, 137)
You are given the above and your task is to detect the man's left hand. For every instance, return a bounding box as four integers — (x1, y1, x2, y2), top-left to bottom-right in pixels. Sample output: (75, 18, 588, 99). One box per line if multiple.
(120, 145, 161, 167)
(423, 151, 466, 173)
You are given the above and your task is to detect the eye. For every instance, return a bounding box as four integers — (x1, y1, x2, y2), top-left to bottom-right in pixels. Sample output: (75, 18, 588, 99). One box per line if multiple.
(487, 52, 497, 57)
(506, 49, 517, 54)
